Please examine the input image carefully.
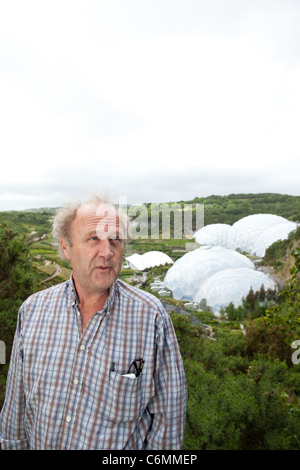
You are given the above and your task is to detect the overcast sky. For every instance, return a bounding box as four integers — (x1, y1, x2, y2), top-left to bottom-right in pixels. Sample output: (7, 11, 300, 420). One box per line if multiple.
(0, 0, 299, 210)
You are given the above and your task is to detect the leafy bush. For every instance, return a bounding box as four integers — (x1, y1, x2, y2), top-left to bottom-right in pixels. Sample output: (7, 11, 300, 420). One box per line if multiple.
(0, 222, 39, 407)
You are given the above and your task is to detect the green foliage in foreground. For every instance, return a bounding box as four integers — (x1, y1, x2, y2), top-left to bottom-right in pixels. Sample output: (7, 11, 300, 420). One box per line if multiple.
(264, 248, 300, 338)
(185, 357, 299, 450)
(171, 313, 300, 450)
(0, 223, 39, 349)
(0, 222, 40, 406)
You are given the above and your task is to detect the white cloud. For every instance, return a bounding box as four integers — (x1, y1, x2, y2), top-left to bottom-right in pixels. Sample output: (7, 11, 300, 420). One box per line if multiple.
(0, 0, 299, 210)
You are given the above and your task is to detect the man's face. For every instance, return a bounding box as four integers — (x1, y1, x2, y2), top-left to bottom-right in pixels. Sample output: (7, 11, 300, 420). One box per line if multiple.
(61, 202, 125, 296)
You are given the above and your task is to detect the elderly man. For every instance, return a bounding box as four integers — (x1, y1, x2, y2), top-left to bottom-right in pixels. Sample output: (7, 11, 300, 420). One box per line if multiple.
(0, 195, 187, 450)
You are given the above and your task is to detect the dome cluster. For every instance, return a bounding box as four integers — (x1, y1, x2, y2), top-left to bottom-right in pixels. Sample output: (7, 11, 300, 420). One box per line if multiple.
(163, 214, 294, 315)
(164, 246, 254, 302)
(193, 267, 276, 313)
(194, 214, 297, 257)
(163, 245, 277, 315)
(127, 214, 296, 316)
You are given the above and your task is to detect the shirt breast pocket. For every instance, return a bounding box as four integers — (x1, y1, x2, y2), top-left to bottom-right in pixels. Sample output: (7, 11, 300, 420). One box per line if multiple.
(102, 371, 143, 424)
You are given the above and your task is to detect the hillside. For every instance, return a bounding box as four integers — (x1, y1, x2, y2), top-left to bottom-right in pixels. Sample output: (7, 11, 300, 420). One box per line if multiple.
(260, 226, 300, 282)
(183, 193, 300, 225)
(0, 192, 299, 287)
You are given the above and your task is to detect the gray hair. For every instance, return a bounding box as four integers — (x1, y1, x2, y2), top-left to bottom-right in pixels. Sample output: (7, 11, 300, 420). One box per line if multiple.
(52, 193, 129, 258)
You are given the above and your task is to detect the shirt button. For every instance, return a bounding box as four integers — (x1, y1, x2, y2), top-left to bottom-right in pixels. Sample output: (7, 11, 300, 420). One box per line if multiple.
(80, 344, 85, 351)
(66, 415, 72, 422)
(74, 378, 79, 385)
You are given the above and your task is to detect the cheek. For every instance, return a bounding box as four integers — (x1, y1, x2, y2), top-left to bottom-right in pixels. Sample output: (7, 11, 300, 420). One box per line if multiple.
(113, 248, 123, 267)
(69, 247, 90, 266)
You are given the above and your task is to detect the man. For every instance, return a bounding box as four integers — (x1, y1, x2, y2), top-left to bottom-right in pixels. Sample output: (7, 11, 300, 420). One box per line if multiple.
(0, 195, 187, 450)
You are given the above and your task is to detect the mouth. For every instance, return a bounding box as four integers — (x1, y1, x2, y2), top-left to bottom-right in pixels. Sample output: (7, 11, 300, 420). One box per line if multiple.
(94, 266, 112, 271)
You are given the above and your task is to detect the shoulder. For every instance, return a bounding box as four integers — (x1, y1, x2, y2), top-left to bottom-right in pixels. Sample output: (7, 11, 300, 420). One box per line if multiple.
(16, 282, 69, 333)
(115, 280, 172, 335)
(115, 281, 180, 348)
(20, 281, 69, 314)
(116, 279, 167, 315)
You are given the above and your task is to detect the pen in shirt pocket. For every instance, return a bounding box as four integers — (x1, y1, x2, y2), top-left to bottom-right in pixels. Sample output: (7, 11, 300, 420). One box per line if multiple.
(109, 359, 144, 378)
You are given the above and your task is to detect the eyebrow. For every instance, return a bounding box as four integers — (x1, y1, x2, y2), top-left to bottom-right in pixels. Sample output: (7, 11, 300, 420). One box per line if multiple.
(86, 229, 98, 238)
(86, 227, 124, 239)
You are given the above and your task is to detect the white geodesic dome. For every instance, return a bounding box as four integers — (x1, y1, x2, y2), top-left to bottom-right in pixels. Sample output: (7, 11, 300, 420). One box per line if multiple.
(194, 214, 297, 257)
(194, 223, 231, 247)
(163, 246, 254, 301)
(254, 221, 298, 257)
(227, 214, 296, 255)
(194, 267, 277, 315)
(125, 251, 173, 271)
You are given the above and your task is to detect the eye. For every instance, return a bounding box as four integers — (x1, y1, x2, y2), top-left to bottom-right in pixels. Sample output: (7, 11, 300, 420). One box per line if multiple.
(90, 236, 99, 241)
(109, 237, 122, 245)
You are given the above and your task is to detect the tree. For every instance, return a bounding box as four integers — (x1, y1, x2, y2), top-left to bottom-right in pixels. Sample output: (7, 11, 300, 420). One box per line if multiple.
(0, 223, 38, 302)
(264, 248, 300, 338)
(170, 302, 300, 449)
(0, 221, 39, 407)
(244, 318, 293, 366)
(183, 356, 300, 450)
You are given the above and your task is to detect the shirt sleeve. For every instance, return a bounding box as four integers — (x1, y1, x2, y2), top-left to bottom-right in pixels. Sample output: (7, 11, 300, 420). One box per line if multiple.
(0, 308, 29, 450)
(145, 310, 187, 450)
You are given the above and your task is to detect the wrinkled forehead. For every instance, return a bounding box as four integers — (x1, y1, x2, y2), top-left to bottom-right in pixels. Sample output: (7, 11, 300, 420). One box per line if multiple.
(74, 202, 125, 239)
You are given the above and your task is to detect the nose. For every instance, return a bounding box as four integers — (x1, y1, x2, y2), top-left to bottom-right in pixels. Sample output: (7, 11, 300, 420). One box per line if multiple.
(97, 237, 113, 260)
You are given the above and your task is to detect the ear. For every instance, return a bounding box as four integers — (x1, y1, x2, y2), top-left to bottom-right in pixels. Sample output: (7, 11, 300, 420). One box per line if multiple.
(60, 237, 71, 260)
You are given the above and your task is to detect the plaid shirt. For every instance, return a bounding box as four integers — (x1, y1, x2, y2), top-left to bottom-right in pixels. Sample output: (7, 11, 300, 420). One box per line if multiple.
(0, 277, 187, 450)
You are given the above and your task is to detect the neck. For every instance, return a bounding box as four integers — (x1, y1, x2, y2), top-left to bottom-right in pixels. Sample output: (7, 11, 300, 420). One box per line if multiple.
(79, 291, 109, 332)
(79, 290, 109, 311)
(72, 276, 109, 330)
